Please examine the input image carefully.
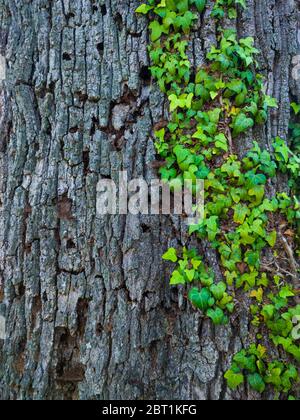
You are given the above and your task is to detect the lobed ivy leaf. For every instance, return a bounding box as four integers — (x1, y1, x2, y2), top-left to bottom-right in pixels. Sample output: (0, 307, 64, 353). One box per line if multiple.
(247, 373, 266, 394)
(232, 113, 254, 136)
(225, 370, 244, 390)
(210, 282, 227, 301)
(291, 102, 300, 115)
(215, 133, 229, 152)
(233, 204, 250, 224)
(135, 4, 153, 14)
(188, 287, 212, 312)
(170, 270, 185, 285)
(162, 247, 178, 263)
(149, 21, 165, 42)
(264, 95, 278, 109)
(190, 0, 206, 13)
(266, 230, 277, 248)
(207, 307, 228, 325)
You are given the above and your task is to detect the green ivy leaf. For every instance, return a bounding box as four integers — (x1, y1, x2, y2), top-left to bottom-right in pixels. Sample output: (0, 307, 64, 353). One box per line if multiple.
(252, 219, 266, 238)
(224, 370, 244, 390)
(228, 8, 237, 19)
(248, 185, 265, 205)
(281, 365, 298, 393)
(162, 247, 178, 263)
(210, 91, 219, 100)
(207, 307, 227, 325)
(190, 0, 206, 13)
(149, 21, 164, 42)
(244, 250, 260, 269)
(135, 4, 153, 14)
(247, 373, 266, 394)
(215, 133, 228, 152)
(261, 305, 275, 321)
(173, 144, 190, 164)
(264, 95, 278, 109)
(279, 286, 295, 299)
(291, 102, 300, 115)
(176, 0, 189, 13)
(233, 204, 250, 224)
(232, 113, 254, 136)
(234, 351, 257, 373)
(266, 230, 277, 247)
(205, 216, 219, 241)
(235, 0, 247, 8)
(170, 270, 185, 285)
(188, 287, 212, 312)
(226, 79, 244, 94)
(186, 269, 195, 282)
(273, 137, 290, 163)
(210, 282, 226, 301)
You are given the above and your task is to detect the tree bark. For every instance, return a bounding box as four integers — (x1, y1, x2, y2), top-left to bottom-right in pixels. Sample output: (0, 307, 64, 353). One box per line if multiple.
(0, 0, 299, 400)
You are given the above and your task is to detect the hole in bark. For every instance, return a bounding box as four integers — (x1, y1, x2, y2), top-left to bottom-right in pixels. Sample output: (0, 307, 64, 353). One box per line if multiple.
(96, 323, 103, 336)
(48, 81, 56, 93)
(76, 298, 90, 337)
(75, 91, 88, 103)
(57, 194, 74, 221)
(114, 136, 124, 151)
(90, 116, 99, 136)
(30, 296, 42, 335)
(15, 340, 26, 375)
(54, 327, 86, 390)
(101, 5, 107, 16)
(66, 12, 75, 23)
(97, 42, 104, 55)
(141, 224, 151, 233)
(69, 126, 79, 134)
(92, 6, 98, 13)
(55, 226, 61, 248)
(139, 66, 151, 84)
(25, 242, 32, 254)
(66, 239, 76, 249)
(16, 283, 25, 297)
(83, 150, 90, 174)
(45, 121, 52, 136)
(114, 13, 123, 31)
(42, 292, 48, 302)
(62, 52, 72, 61)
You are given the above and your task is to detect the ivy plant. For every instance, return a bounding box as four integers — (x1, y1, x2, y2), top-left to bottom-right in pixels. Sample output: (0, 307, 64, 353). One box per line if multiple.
(137, 0, 299, 400)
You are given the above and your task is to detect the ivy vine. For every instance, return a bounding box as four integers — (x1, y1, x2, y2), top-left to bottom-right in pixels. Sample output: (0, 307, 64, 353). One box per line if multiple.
(136, 0, 300, 399)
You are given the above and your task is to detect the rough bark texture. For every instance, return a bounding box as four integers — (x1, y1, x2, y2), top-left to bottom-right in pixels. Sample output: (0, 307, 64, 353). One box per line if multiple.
(0, 0, 299, 400)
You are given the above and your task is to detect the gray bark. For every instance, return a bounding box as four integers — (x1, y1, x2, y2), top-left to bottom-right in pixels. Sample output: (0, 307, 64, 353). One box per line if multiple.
(0, 0, 299, 400)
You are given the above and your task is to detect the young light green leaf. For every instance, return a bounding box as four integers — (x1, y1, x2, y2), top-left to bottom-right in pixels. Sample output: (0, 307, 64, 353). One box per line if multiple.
(291, 102, 300, 115)
(266, 230, 277, 247)
(170, 270, 185, 285)
(225, 370, 244, 390)
(135, 4, 153, 14)
(162, 247, 178, 263)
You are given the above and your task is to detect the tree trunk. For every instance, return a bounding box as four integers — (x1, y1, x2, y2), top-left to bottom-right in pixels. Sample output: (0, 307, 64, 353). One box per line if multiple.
(0, 0, 299, 400)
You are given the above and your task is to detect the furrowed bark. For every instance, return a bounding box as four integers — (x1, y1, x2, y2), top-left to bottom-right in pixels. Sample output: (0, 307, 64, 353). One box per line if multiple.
(0, 0, 299, 400)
